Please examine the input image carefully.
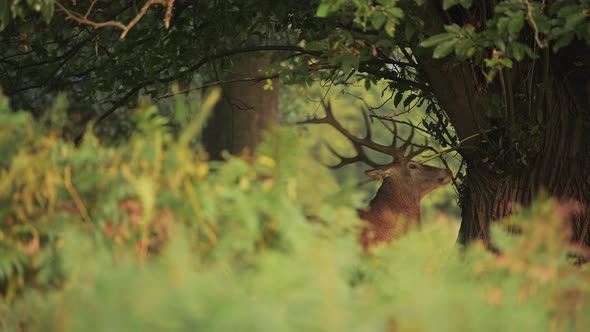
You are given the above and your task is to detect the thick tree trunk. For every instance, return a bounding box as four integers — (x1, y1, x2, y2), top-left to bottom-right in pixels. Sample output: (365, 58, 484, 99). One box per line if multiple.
(203, 56, 279, 159)
(457, 59, 590, 249)
(416, 3, 590, 249)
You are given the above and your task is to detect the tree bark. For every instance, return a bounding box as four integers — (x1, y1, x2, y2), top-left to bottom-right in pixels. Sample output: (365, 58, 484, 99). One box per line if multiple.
(425, 56, 590, 249)
(457, 55, 590, 249)
(203, 56, 279, 159)
(414, 1, 590, 249)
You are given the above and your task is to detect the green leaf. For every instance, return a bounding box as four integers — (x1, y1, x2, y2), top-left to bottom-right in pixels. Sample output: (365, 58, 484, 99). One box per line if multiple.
(305, 41, 326, 51)
(565, 13, 586, 30)
(531, 7, 551, 33)
(332, 53, 360, 74)
(40, 2, 55, 23)
(0, 2, 12, 31)
(316, 3, 333, 17)
(403, 94, 417, 107)
(444, 23, 462, 34)
(557, 5, 581, 18)
(495, 39, 507, 52)
(501, 58, 513, 68)
(454, 39, 473, 59)
(384, 21, 396, 36)
(552, 32, 575, 52)
(432, 39, 458, 59)
(548, 27, 567, 39)
(508, 14, 525, 35)
(393, 92, 403, 108)
(497, 17, 510, 33)
(510, 42, 529, 61)
(389, 6, 404, 19)
(420, 33, 454, 48)
(371, 13, 386, 30)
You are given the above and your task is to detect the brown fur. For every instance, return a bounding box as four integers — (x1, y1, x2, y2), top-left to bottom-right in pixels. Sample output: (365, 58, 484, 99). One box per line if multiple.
(359, 160, 452, 250)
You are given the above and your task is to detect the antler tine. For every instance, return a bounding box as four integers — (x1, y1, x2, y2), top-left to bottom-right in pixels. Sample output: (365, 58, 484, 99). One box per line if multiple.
(390, 120, 399, 149)
(318, 102, 402, 157)
(295, 101, 335, 126)
(323, 143, 358, 169)
(300, 100, 416, 166)
(399, 123, 416, 152)
(322, 100, 335, 120)
(381, 118, 429, 160)
(323, 141, 381, 169)
(365, 112, 432, 161)
(296, 116, 329, 125)
(352, 141, 384, 167)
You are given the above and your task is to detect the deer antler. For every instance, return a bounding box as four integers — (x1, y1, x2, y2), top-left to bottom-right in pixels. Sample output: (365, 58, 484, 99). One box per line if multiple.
(298, 101, 429, 169)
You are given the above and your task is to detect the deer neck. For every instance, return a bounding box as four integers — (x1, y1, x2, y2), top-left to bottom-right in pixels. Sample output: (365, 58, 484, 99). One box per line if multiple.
(368, 177, 421, 220)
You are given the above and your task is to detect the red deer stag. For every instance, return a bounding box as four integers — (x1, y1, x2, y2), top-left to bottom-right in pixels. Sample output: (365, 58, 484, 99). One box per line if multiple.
(301, 102, 452, 250)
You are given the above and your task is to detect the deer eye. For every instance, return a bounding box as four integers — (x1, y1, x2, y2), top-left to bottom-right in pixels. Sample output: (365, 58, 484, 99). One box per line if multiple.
(407, 162, 418, 169)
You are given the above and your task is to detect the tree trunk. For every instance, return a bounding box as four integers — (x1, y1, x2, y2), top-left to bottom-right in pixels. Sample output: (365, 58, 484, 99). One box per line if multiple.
(415, 2, 590, 249)
(457, 54, 590, 249)
(203, 56, 279, 159)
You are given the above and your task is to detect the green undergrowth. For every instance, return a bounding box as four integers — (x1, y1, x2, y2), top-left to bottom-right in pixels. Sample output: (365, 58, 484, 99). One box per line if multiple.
(0, 92, 589, 332)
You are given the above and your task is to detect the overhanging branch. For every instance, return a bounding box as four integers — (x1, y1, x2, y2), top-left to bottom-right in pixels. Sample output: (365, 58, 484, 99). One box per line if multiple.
(152, 74, 280, 101)
(55, 0, 172, 40)
(75, 45, 430, 144)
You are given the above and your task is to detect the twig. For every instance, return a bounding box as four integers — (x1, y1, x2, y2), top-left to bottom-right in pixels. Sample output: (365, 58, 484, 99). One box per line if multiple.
(56, 2, 126, 31)
(523, 0, 549, 48)
(152, 74, 279, 101)
(165, 0, 175, 28)
(84, 0, 99, 19)
(369, 114, 431, 136)
(56, 0, 171, 40)
(419, 128, 495, 163)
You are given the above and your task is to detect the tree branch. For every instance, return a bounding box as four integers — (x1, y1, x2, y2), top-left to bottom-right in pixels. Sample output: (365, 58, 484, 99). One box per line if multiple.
(55, 0, 172, 40)
(152, 74, 280, 101)
(75, 45, 429, 144)
(91, 45, 322, 121)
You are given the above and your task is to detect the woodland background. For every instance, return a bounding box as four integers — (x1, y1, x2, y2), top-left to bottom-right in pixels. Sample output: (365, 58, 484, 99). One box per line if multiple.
(1, 1, 590, 331)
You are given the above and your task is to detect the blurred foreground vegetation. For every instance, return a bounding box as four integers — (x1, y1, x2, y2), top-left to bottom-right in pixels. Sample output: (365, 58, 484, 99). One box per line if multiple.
(1, 92, 589, 332)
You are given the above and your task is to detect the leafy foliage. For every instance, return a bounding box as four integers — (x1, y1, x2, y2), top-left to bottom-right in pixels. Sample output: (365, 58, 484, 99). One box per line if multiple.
(1, 92, 590, 331)
(1, 0, 453, 148)
(2, 0, 589, 166)
(316, 0, 404, 36)
(0, 89, 359, 299)
(0, 0, 54, 31)
(419, 0, 590, 79)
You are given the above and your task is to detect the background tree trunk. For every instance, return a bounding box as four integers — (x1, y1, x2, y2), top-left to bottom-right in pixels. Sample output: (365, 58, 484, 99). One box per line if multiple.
(203, 56, 279, 159)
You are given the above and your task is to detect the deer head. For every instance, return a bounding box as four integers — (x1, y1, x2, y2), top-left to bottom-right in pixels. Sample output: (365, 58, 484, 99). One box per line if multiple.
(299, 101, 452, 195)
(365, 161, 452, 198)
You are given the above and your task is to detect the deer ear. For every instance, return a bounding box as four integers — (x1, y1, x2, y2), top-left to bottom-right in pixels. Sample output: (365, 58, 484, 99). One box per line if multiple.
(365, 168, 384, 179)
